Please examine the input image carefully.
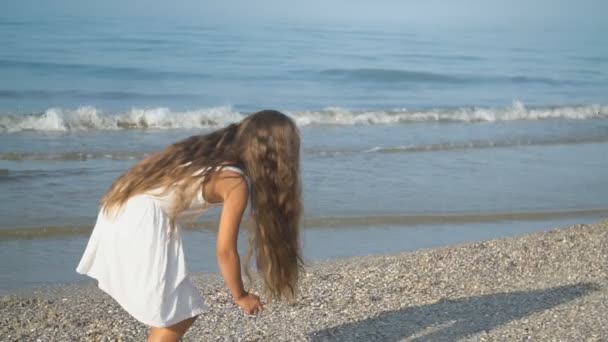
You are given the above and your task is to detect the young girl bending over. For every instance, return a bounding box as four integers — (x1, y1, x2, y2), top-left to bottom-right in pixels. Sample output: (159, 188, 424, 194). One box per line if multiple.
(77, 110, 303, 341)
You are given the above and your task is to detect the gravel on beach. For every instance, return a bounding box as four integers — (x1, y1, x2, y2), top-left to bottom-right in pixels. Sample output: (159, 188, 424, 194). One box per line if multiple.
(1, 220, 607, 341)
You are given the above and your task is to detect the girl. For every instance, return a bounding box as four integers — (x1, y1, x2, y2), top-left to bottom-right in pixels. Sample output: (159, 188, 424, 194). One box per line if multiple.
(76, 110, 303, 342)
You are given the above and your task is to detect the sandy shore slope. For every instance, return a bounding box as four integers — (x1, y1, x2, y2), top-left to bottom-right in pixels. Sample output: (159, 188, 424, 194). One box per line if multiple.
(1, 220, 606, 341)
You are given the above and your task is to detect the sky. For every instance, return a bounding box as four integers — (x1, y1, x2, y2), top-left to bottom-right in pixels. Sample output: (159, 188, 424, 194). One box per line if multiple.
(2, 0, 607, 30)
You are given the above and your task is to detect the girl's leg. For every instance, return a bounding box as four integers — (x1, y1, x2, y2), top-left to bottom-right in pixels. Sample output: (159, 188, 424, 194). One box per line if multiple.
(147, 316, 197, 342)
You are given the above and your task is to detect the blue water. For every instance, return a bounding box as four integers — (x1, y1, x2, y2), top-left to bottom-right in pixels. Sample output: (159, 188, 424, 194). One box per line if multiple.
(0, 16, 607, 291)
(1, 18, 606, 112)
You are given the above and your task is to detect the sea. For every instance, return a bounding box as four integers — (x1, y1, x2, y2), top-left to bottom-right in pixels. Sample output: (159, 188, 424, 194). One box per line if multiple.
(1, 16, 607, 292)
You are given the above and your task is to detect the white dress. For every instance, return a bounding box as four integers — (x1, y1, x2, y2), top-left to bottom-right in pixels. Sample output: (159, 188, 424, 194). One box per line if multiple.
(76, 166, 244, 327)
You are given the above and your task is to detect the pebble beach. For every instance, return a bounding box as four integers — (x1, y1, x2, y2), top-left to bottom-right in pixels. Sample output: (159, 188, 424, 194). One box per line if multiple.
(2, 220, 607, 341)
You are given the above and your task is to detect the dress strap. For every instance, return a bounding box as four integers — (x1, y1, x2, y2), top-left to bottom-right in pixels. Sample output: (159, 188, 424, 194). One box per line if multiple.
(196, 165, 248, 204)
(191, 164, 245, 178)
(219, 165, 245, 175)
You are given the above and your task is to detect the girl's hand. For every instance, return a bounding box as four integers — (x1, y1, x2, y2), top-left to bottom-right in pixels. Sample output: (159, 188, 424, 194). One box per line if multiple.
(235, 292, 264, 315)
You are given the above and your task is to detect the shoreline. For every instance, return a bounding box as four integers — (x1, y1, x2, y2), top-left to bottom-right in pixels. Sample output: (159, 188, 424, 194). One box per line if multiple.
(3, 208, 608, 240)
(3, 215, 606, 293)
(1, 220, 607, 341)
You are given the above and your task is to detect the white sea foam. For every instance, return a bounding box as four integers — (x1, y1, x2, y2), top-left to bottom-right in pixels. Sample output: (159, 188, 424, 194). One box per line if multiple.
(0, 102, 606, 132)
(0, 106, 243, 133)
(293, 102, 607, 125)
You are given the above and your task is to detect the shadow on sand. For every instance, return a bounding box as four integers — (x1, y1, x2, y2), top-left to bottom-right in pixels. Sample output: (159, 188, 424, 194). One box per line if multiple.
(309, 282, 598, 341)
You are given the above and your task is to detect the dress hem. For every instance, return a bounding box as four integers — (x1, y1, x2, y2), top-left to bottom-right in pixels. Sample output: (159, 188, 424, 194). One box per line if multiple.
(76, 269, 208, 328)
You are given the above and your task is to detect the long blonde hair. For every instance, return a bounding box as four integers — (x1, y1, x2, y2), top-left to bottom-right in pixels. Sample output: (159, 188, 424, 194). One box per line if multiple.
(101, 109, 303, 300)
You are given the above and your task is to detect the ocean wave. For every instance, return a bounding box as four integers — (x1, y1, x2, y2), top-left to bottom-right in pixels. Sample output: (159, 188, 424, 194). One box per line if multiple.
(0, 106, 243, 132)
(0, 89, 197, 100)
(310, 134, 608, 157)
(0, 102, 607, 133)
(293, 102, 607, 125)
(320, 68, 575, 85)
(0, 168, 93, 182)
(3, 134, 608, 162)
(361, 136, 608, 154)
(320, 68, 466, 83)
(0, 59, 208, 80)
(0, 151, 148, 161)
(3, 208, 607, 240)
(573, 56, 608, 63)
(392, 53, 484, 61)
